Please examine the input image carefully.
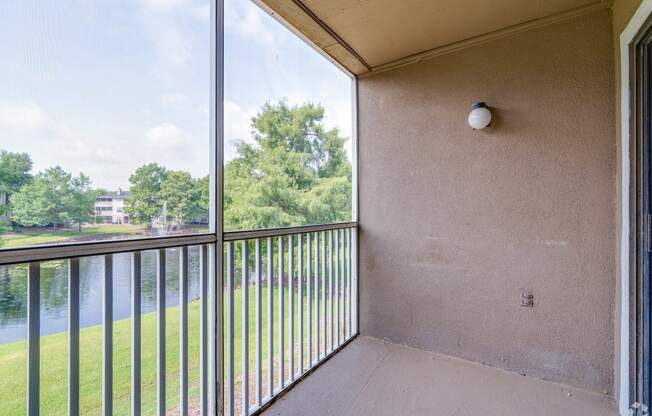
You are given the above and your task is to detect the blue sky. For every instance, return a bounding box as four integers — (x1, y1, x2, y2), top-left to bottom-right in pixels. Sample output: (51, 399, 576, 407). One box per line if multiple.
(0, 0, 352, 190)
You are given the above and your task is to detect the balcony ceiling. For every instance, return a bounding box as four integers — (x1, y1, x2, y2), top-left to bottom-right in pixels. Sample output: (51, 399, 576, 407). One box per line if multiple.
(257, 0, 612, 75)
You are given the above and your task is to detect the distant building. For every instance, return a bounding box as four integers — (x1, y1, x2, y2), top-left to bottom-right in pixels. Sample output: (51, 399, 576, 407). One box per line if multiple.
(95, 189, 130, 224)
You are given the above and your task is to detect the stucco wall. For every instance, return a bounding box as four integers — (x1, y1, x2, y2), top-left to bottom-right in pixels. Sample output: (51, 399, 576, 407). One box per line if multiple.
(358, 10, 616, 394)
(611, 0, 644, 406)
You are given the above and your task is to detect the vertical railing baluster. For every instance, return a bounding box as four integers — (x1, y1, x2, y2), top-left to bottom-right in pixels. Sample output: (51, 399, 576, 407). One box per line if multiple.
(180, 247, 189, 416)
(314, 232, 320, 360)
(351, 229, 357, 335)
(27, 262, 40, 416)
(342, 230, 347, 339)
(278, 236, 284, 388)
(297, 234, 303, 375)
(156, 249, 166, 416)
(336, 230, 341, 347)
(321, 232, 326, 357)
(342, 228, 349, 341)
(226, 242, 235, 416)
(200, 245, 209, 416)
(345, 228, 351, 338)
(254, 239, 262, 407)
(266, 238, 274, 398)
(210, 244, 219, 416)
(288, 235, 294, 381)
(69, 258, 80, 416)
(242, 241, 249, 416)
(341, 229, 346, 344)
(131, 252, 141, 416)
(329, 230, 334, 352)
(103, 255, 113, 416)
(342, 230, 347, 340)
(306, 233, 312, 367)
(347, 228, 352, 338)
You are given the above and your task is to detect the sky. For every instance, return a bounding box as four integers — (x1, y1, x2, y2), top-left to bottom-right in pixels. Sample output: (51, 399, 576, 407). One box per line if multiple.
(0, 0, 352, 191)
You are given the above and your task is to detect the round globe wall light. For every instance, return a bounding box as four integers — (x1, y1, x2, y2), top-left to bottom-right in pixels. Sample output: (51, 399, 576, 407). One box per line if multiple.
(468, 102, 492, 129)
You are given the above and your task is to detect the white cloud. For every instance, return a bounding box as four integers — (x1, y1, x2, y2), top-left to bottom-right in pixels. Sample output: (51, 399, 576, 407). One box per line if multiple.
(148, 23, 191, 68)
(140, 0, 187, 14)
(0, 102, 53, 130)
(139, 1, 209, 76)
(140, 0, 208, 20)
(145, 122, 186, 146)
(225, 0, 278, 49)
(191, 3, 210, 21)
(160, 93, 189, 105)
(224, 100, 256, 160)
(197, 105, 210, 117)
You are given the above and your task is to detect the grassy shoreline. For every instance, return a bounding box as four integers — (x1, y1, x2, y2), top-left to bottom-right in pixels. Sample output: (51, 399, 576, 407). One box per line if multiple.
(0, 224, 145, 248)
(0, 223, 210, 248)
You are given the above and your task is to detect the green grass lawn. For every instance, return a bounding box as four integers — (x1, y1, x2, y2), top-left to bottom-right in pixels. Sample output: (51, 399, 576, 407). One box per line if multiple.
(0, 284, 332, 415)
(0, 224, 146, 248)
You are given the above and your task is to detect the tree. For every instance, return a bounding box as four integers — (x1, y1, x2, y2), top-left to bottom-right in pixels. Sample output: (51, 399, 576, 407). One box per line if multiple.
(10, 166, 96, 230)
(67, 173, 98, 232)
(0, 150, 32, 195)
(0, 151, 33, 230)
(124, 163, 169, 225)
(193, 175, 210, 223)
(224, 101, 352, 231)
(159, 171, 198, 225)
(10, 167, 97, 231)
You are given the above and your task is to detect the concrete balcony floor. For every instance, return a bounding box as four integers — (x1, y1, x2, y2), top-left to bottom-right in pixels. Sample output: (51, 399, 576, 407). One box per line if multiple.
(261, 336, 616, 416)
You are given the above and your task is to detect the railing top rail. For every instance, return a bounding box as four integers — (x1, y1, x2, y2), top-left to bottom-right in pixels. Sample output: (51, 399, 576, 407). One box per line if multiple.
(0, 222, 358, 265)
(0, 233, 218, 266)
(223, 222, 357, 241)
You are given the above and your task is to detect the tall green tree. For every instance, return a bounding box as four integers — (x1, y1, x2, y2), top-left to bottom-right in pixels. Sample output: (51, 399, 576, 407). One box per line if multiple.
(0, 151, 33, 232)
(67, 173, 98, 232)
(159, 171, 198, 225)
(224, 101, 352, 231)
(0, 150, 32, 195)
(193, 175, 210, 223)
(124, 163, 169, 225)
(10, 167, 95, 230)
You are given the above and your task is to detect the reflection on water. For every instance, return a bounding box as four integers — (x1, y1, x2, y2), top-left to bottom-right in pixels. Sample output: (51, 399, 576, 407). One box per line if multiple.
(0, 247, 201, 344)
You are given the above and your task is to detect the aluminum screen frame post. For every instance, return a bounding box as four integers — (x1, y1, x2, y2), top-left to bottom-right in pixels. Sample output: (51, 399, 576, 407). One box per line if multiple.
(210, 0, 225, 411)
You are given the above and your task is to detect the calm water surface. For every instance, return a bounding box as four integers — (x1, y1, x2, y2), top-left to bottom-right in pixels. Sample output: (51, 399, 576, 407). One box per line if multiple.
(0, 247, 202, 344)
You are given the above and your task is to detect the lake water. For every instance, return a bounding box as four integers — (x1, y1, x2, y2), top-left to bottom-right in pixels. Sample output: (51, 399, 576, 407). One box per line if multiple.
(0, 247, 203, 344)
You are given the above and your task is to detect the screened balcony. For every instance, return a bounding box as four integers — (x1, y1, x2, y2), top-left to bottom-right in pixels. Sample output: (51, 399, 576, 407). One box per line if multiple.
(2, 0, 650, 415)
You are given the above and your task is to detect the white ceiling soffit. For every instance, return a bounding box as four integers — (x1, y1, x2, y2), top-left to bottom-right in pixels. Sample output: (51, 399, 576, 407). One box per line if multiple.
(256, 0, 613, 76)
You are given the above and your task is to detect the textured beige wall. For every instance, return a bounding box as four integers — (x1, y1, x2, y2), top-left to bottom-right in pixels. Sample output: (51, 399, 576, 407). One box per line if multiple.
(358, 11, 616, 394)
(613, 0, 643, 38)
